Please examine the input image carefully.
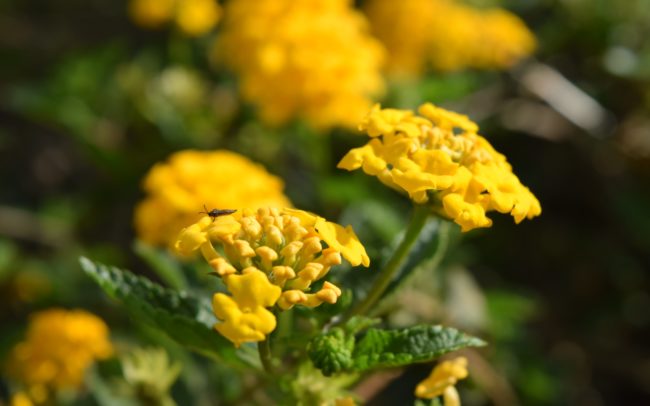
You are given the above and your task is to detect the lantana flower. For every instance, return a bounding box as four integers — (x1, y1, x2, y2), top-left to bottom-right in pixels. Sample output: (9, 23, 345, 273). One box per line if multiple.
(415, 357, 469, 405)
(365, 0, 536, 75)
(134, 150, 291, 248)
(129, 0, 221, 37)
(10, 393, 33, 406)
(213, 0, 385, 129)
(338, 103, 541, 231)
(174, 207, 369, 346)
(7, 309, 113, 402)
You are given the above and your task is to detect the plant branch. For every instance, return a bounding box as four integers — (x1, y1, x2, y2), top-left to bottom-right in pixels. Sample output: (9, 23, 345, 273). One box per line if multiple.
(258, 336, 274, 374)
(368, 219, 452, 318)
(346, 205, 430, 320)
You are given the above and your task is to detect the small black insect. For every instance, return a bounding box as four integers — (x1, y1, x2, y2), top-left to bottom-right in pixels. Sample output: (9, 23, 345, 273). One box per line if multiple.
(199, 205, 237, 222)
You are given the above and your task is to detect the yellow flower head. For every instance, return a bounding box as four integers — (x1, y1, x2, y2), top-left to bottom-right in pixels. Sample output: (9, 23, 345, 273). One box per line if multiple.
(174, 207, 369, 345)
(214, 0, 386, 129)
(365, 0, 536, 75)
(129, 0, 221, 36)
(134, 150, 291, 247)
(129, 0, 175, 28)
(338, 104, 541, 232)
(7, 309, 113, 394)
(334, 397, 356, 406)
(415, 357, 468, 405)
(10, 392, 33, 406)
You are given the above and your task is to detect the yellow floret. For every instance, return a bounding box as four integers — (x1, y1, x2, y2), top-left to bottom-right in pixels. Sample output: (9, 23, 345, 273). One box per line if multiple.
(213, 270, 282, 347)
(415, 357, 468, 405)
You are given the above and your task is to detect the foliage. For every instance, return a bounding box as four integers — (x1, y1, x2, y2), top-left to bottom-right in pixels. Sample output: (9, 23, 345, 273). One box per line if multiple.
(309, 318, 485, 376)
(1, 0, 649, 404)
(80, 257, 250, 368)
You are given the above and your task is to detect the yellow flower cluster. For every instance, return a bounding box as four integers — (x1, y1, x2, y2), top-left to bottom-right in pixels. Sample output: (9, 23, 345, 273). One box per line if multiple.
(174, 207, 369, 346)
(415, 357, 468, 405)
(7, 309, 112, 402)
(134, 150, 291, 247)
(365, 0, 536, 75)
(214, 0, 386, 129)
(9, 392, 34, 406)
(10, 393, 33, 406)
(129, 0, 221, 36)
(338, 104, 541, 232)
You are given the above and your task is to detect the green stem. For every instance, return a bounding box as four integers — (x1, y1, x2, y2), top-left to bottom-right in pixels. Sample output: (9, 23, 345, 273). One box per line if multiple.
(347, 205, 430, 319)
(258, 337, 274, 374)
(369, 219, 451, 318)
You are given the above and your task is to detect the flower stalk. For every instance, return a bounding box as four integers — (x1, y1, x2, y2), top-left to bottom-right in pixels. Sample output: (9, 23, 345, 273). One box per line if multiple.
(368, 218, 452, 318)
(347, 204, 431, 319)
(258, 336, 274, 374)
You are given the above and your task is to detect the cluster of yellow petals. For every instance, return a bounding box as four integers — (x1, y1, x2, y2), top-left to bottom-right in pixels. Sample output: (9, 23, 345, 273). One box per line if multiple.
(128, 0, 221, 36)
(7, 309, 112, 403)
(365, 0, 536, 75)
(174, 207, 369, 346)
(134, 150, 291, 248)
(10, 393, 33, 406)
(415, 357, 468, 405)
(338, 104, 541, 232)
(214, 0, 386, 129)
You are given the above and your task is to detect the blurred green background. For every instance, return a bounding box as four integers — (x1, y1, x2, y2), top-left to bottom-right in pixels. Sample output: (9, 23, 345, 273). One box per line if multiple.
(1, 0, 649, 405)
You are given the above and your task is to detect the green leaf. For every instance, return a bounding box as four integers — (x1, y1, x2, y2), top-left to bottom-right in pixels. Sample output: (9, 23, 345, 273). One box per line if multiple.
(79, 257, 251, 368)
(0, 239, 18, 283)
(308, 328, 355, 376)
(414, 399, 442, 406)
(308, 321, 485, 376)
(351, 325, 484, 370)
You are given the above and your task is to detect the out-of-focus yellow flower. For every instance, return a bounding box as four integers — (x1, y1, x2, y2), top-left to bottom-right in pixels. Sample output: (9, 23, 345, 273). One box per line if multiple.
(129, 0, 220, 36)
(334, 397, 356, 406)
(338, 104, 541, 232)
(364, 0, 437, 77)
(365, 0, 536, 75)
(174, 207, 369, 345)
(7, 309, 112, 397)
(10, 392, 33, 406)
(175, 0, 221, 36)
(129, 0, 175, 28)
(214, 0, 386, 129)
(134, 150, 291, 248)
(415, 357, 468, 405)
